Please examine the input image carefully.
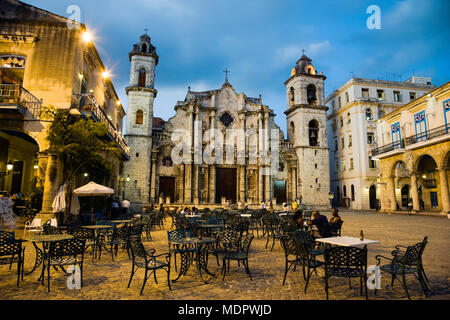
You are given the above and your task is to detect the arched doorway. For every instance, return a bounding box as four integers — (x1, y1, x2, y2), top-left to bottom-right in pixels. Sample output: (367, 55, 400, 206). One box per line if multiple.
(369, 185, 377, 209)
(416, 155, 439, 210)
(401, 185, 410, 210)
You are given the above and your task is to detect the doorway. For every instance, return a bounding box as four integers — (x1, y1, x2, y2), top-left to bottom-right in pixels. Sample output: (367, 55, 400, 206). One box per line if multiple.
(10, 161, 23, 195)
(215, 168, 237, 204)
(369, 185, 377, 209)
(159, 177, 175, 204)
(274, 180, 287, 204)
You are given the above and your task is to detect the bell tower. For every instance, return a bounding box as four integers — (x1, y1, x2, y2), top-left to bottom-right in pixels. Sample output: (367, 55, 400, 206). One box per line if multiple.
(123, 32, 158, 212)
(284, 53, 331, 208)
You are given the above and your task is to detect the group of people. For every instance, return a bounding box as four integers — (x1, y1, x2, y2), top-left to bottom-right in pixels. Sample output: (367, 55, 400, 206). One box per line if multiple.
(110, 198, 130, 218)
(290, 208, 342, 238)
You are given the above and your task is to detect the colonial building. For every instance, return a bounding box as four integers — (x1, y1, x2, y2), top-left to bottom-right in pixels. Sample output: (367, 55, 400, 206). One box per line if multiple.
(0, 0, 128, 216)
(326, 77, 435, 210)
(372, 82, 450, 215)
(124, 35, 331, 212)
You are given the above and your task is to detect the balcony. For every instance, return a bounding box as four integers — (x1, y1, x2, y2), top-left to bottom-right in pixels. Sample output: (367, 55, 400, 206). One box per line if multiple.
(0, 84, 42, 118)
(71, 93, 130, 158)
(404, 124, 450, 147)
(280, 140, 294, 151)
(372, 140, 404, 157)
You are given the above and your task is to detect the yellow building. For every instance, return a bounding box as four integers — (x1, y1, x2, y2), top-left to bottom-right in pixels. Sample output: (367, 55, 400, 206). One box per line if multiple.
(0, 0, 128, 215)
(372, 82, 450, 215)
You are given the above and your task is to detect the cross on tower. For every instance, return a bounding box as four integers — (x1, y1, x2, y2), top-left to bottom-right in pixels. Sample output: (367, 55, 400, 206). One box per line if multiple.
(223, 68, 230, 83)
(302, 49, 306, 56)
(144, 28, 148, 34)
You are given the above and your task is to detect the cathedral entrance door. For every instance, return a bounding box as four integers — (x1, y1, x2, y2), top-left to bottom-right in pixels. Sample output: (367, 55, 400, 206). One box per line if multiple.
(159, 177, 175, 204)
(274, 180, 287, 204)
(215, 168, 237, 204)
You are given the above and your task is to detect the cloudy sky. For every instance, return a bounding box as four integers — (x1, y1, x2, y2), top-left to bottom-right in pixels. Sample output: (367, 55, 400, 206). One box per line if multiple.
(27, 0, 450, 133)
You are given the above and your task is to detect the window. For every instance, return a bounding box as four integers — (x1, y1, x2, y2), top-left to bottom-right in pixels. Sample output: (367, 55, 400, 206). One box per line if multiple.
(347, 113, 351, 124)
(343, 185, 347, 197)
(367, 132, 375, 144)
(369, 157, 376, 169)
(308, 120, 319, 146)
(345, 92, 349, 103)
(138, 68, 146, 87)
(393, 91, 402, 102)
(334, 140, 338, 151)
(366, 108, 373, 120)
(220, 112, 234, 127)
(162, 157, 173, 167)
(350, 158, 354, 170)
(340, 117, 344, 128)
(341, 137, 345, 149)
(351, 185, 355, 201)
(136, 110, 144, 125)
(141, 43, 147, 53)
(377, 89, 385, 101)
(342, 160, 346, 171)
(348, 135, 352, 147)
(338, 97, 342, 108)
(289, 87, 295, 106)
(362, 88, 369, 99)
(414, 111, 427, 142)
(307, 85, 317, 104)
(409, 92, 417, 101)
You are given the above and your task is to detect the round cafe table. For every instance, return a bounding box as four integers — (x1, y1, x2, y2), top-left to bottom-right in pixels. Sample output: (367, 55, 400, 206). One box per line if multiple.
(25, 234, 74, 280)
(169, 237, 216, 284)
(82, 225, 115, 260)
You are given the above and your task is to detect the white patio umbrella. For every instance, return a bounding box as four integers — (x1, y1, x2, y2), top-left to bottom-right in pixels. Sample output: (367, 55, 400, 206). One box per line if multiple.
(52, 183, 67, 213)
(74, 181, 114, 197)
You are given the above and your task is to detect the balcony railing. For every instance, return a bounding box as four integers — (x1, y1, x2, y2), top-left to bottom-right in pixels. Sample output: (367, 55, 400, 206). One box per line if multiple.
(71, 93, 130, 157)
(372, 140, 404, 156)
(280, 140, 294, 151)
(0, 84, 42, 118)
(404, 124, 450, 147)
(423, 179, 437, 189)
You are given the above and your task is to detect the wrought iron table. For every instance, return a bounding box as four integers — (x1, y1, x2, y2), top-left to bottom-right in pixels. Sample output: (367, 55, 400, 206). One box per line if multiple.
(169, 237, 215, 284)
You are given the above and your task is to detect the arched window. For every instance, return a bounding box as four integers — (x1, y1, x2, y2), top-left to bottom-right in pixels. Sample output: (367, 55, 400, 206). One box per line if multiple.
(136, 110, 143, 125)
(307, 84, 317, 104)
(290, 121, 295, 143)
(138, 68, 146, 87)
(351, 185, 355, 201)
(366, 108, 373, 120)
(343, 185, 347, 198)
(289, 87, 295, 105)
(141, 43, 147, 53)
(308, 120, 319, 147)
(336, 186, 341, 202)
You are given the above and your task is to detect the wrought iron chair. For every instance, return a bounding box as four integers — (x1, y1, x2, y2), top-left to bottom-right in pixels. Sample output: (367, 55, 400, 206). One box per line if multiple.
(324, 245, 368, 300)
(68, 228, 96, 258)
(0, 230, 15, 239)
(0, 237, 25, 287)
(330, 220, 344, 237)
(375, 237, 430, 299)
(44, 238, 86, 292)
(208, 228, 241, 266)
(222, 233, 254, 281)
(264, 215, 284, 251)
(167, 229, 195, 272)
(127, 238, 171, 295)
(292, 229, 325, 257)
(280, 235, 323, 293)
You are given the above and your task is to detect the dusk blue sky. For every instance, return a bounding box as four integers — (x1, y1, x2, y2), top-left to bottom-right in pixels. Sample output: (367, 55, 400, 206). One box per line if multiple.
(26, 0, 450, 133)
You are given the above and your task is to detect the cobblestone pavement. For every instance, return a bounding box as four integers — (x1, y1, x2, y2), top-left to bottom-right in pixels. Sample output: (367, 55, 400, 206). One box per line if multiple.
(0, 211, 449, 300)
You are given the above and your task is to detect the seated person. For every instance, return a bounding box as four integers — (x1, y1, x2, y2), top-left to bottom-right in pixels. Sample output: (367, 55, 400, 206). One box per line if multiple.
(329, 208, 341, 225)
(290, 210, 304, 230)
(307, 211, 331, 238)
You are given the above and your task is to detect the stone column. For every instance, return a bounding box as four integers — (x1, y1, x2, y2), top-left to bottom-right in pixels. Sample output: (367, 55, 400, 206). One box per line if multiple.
(411, 174, 420, 212)
(439, 168, 450, 214)
(386, 176, 397, 212)
(36, 152, 48, 189)
(258, 166, 263, 203)
(210, 166, 216, 204)
(193, 165, 199, 204)
(240, 165, 246, 202)
(150, 158, 157, 203)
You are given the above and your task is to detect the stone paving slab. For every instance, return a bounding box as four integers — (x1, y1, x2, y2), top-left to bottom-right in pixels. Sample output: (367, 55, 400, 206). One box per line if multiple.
(0, 211, 449, 300)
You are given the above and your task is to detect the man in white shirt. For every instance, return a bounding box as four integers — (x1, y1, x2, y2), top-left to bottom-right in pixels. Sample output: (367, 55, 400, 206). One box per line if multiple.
(121, 199, 130, 216)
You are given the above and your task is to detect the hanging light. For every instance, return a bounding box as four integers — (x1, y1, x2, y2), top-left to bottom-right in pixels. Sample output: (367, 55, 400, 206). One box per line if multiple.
(33, 161, 38, 170)
(6, 161, 13, 172)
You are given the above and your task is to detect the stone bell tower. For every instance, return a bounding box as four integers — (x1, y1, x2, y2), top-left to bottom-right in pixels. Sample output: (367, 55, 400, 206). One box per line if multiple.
(284, 53, 330, 208)
(123, 32, 158, 212)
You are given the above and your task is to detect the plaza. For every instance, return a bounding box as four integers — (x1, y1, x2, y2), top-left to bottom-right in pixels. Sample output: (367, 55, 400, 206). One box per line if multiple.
(1, 211, 449, 300)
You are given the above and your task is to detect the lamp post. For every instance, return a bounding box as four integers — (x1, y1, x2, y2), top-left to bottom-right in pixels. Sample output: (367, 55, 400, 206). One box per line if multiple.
(328, 192, 334, 209)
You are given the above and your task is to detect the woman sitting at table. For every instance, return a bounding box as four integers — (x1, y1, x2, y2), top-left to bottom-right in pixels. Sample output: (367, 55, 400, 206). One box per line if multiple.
(329, 209, 341, 225)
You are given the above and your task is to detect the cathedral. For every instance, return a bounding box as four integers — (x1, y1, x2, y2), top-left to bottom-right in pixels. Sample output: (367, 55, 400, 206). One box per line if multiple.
(123, 33, 330, 212)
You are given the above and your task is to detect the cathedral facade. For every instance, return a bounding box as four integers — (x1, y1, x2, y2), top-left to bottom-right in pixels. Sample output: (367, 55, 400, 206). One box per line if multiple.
(123, 34, 331, 211)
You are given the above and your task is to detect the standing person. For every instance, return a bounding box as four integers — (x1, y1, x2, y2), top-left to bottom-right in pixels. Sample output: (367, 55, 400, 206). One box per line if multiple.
(291, 200, 298, 212)
(121, 199, 130, 217)
(111, 199, 119, 219)
(260, 201, 267, 210)
(268, 200, 274, 212)
(238, 200, 243, 210)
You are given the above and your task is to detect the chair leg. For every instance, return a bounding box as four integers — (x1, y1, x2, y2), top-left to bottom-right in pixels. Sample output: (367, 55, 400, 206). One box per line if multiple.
(244, 259, 252, 281)
(304, 267, 312, 294)
(417, 271, 429, 297)
(348, 277, 352, 289)
(282, 261, 289, 285)
(167, 266, 171, 291)
(16, 260, 21, 287)
(391, 273, 396, 288)
(47, 263, 51, 293)
(153, 270, 158, 284)
(127, 264, 135, 288)
(364, 275, 368, 300)
(140, 268, 149, 296)
(402, 272, 411, 300)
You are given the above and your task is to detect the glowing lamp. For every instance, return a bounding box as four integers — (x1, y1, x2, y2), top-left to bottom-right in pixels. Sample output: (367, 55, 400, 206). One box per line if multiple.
(6, 161, 13, 171)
